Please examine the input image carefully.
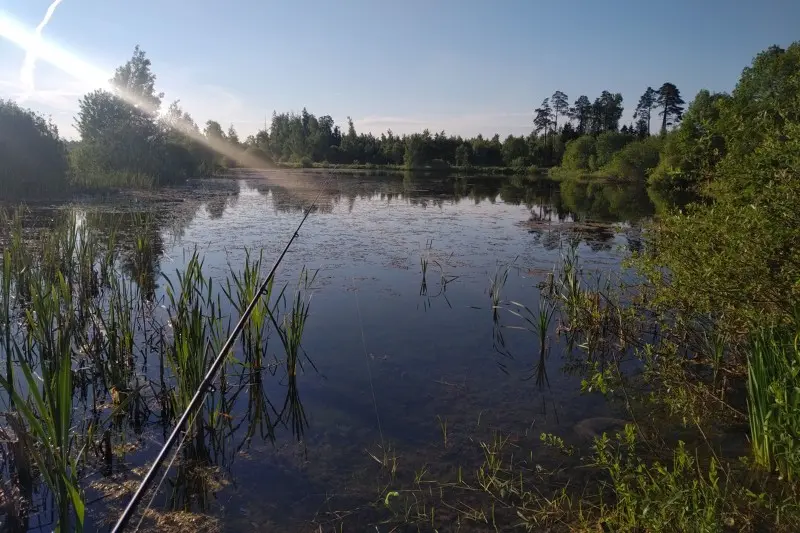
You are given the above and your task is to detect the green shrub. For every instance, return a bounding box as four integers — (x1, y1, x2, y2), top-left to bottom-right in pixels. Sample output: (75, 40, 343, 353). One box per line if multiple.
(510, 156, 528, 171)
(561, 135, 596, 171)
(595, 131, 635, 168)
(593, 426, 730, 532)
(603, 136, 662, 180)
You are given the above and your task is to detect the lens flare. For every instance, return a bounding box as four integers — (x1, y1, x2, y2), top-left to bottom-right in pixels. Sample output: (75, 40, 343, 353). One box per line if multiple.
(19, 0, 64, 103)
(0, 10, 268, 169)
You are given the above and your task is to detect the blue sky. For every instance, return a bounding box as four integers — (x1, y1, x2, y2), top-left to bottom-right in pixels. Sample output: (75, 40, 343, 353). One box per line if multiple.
(0, 0, 797, 139)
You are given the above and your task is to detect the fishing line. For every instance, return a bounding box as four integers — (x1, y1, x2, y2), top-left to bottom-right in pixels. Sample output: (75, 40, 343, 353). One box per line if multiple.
(328, 169, 386, 452)
(112, 175, 330, 532)
(352, 275, 386, 453)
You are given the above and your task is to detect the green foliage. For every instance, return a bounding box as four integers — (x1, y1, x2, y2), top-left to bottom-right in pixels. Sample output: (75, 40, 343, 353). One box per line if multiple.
(501, 134, 528, 166)
(642, 43, 800, 329)
(71, 47, 228, 189)
(709, 43, 800, 202)
(0, 270, 86, 531)
(590, 91, 624, 134)
(0, 99, 69, 197)
(633, 86, 657, 136)
(748, 320, 800, 480)
(560, 135, 596, 171)
(603, 136, 663, 180)
(404, 134, 426, 169)
(551, 90, 570, 131)
(593, 427, 729, 532)
(570, 95, 592, 135)
(595, 131, 635, 168)
(649, 90, 729, 189)
(656, 82, 686, 133)
(533, 98, 554, 138)
(454, 143, 472, 167)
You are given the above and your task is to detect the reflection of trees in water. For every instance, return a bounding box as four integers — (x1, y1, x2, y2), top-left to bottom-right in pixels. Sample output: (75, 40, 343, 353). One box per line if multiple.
(247, 174, 658, 228)
(518, 178, 660, 252)
(204, 181, 241, 219)
(559, 179, 655, 223)
(526, 223, 616, 252)
(84, 211, 165, 299)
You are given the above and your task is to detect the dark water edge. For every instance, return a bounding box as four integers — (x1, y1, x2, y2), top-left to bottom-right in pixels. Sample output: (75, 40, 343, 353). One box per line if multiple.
(3, 172, 659, 531)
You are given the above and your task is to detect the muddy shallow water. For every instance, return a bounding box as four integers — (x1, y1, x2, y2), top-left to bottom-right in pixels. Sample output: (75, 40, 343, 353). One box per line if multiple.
(7, 172, 657, 531)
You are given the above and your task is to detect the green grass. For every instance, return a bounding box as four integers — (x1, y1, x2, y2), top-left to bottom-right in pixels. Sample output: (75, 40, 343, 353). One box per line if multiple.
(0, 208, 318, 528)
(0, 272, 85, 532)
(748, 318, 800, 480)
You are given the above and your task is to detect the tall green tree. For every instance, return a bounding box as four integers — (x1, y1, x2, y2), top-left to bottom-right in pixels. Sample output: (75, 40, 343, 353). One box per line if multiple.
(656, 82, 685, 134)
(650, 89, 729, 188)
(73, 46, 190, 186)
(592, 91, 624, 133)
(111, 44, 163, 108)
(534, 98, 554, 142)
(570, 95, 592, 135)
(204, 120, 225, 141)
(0, 100, 68, 196)
(227, 125, 240, 147)
(633, 87, 657, 137)
(551, 91, 569, 132)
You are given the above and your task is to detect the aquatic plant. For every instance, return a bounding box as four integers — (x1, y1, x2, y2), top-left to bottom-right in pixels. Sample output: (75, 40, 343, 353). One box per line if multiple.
(748, 318, 800, 480)
(0, 272, 86, 532)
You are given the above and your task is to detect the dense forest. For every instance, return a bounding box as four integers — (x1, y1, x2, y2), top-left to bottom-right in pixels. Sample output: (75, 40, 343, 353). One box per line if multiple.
(0, 42, 793, 198)
(0, 34, 799, 530)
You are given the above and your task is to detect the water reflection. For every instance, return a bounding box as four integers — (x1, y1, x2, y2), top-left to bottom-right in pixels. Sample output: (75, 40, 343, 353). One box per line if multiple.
(1, 172, 680, 531)
(242, 172, 658, 230)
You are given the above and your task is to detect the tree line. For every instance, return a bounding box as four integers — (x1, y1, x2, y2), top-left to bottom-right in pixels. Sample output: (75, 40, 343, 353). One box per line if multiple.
(1, 42, 792, 197)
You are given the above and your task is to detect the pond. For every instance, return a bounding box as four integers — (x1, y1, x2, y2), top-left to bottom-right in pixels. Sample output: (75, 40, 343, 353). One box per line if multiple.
(1, 171, 658, 531)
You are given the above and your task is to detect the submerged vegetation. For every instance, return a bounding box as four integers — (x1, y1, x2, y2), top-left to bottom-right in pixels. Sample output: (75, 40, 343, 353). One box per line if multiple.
(0, 19, 798, 533)
(309, 42, 800, 532)
(0, 207, 317, 530)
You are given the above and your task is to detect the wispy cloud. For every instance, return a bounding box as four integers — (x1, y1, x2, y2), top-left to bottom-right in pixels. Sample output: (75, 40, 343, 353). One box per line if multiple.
(19, 0, 64, 103)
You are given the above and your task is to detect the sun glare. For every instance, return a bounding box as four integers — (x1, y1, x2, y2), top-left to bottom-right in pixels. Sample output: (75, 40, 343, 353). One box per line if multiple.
(0, 10, 264, 169)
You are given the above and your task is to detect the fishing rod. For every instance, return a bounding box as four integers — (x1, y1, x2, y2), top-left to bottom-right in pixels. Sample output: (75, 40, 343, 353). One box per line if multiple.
(111, 182, 326, 532)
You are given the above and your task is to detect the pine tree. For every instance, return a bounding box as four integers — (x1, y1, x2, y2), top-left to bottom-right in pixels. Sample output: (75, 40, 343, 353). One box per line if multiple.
(533, 98, 554, 142)
(633, 87, 657, 137)
(569, 95, 592, 135)
(551, 91, 569, 132)
(656, 82, 686, 134)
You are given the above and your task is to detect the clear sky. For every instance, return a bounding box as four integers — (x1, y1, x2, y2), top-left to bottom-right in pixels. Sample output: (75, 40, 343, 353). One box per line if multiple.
(0, 0, 798, 140)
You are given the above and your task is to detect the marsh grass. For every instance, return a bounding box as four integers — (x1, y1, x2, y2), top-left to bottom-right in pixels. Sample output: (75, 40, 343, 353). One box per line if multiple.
(271, 268, 317, 439)
(418, 247, 457, 310)
(0, 208, 318, 529)
(0, 272, 86, 531)
(748, 317, 800, 480)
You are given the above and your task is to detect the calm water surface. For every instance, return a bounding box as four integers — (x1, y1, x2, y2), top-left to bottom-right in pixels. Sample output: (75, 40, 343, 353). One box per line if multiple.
(18, 172, 657, 531)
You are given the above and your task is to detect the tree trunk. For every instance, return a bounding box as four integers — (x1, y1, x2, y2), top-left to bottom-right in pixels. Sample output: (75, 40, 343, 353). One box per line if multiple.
(661, 103, 668, 135)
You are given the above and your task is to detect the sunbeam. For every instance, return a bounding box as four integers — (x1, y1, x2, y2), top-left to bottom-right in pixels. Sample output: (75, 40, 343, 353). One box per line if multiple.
(0, 10, 268, 170)
(19, 0, 64, 103)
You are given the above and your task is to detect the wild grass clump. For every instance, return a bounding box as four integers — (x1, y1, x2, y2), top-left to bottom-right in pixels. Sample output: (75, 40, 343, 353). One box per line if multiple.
(747, 317, 800, 480)
(0, 208, 319, 529)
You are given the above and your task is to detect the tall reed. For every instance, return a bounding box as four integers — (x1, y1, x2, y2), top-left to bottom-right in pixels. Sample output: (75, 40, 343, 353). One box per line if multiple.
(747, 318, 800, 479)
(0, 272, 85, 531)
